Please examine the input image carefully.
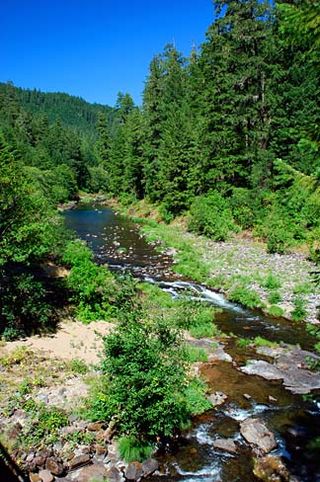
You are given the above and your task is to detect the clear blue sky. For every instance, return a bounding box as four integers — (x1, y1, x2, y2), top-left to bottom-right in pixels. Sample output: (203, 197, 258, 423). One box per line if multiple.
(1, 0, 215, 106)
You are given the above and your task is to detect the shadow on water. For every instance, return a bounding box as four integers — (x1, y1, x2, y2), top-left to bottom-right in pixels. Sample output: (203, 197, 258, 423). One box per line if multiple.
(0, 442, 27, 481)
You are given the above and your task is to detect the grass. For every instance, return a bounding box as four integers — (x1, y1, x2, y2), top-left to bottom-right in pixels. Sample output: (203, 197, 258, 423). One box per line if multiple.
(228, 285, 263, 309)
(260, 273, 281, 290)
(183, 345, 208, 363)
(118, 435, 154, 463)
(268, 305, 285, 317)
(291, 295, 307, 322)
(267, 290, 282, 304)
(141, 221, 210, 283)
(184, 378, 212, 416)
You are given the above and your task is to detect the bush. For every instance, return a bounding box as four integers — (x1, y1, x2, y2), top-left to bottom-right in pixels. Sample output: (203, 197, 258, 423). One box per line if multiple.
(63, 240, 125, 322)
(0, 269, 53, 340)
(291, 296, 307, 322)
(229, 285, 262, 309)
(262, 273, 281, 290)
(93, 312, 210, 445)
(230, 187, 256, 229)
(267, 290, 282, 304)
(189, 191, 237, 241)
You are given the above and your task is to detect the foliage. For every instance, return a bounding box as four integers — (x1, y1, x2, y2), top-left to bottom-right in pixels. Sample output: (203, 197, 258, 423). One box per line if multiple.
(268, 305, 285, 318)
(267, 290, 282, 304)
(118, 436, 154, 463)
(229, 286, 262, 309)
(261, 273, 281, 290)
(189, 191, 237, 241)
(291, 295, 307, 322)
(0, 269, 54, 340)
(63, 240, 132, 322)
(183, 345, 208, 363)
(92, 311, 210, 445)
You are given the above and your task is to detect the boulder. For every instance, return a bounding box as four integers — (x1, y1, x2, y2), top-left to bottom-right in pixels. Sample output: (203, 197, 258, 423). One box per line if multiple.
(208, 391, 228, 407)
(253, 455, 291, 481)
(68, 454, 91, 470)
(125, 461, 143, 480)
(46, 457, 64, 476)
(240, 418, 277, 453)
(38, 470, 54, 482)
(105, 464, 125, 482)
(29, 474, 41, 482)
(213, 438, 238, 454)
(142, 458, 159, 477)
(77, 463, 109, 482)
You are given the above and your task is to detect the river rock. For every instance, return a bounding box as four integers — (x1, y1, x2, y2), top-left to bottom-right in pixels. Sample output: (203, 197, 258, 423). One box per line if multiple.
(76, 463, 109, 482)
(213, 438, 238, 454)
(208, 391, 228, 407)
(29, 474, 41, 482)
(38, 470, 54, 482)
(240, 418, 277, 453)
(253, 455, 291, 481)
(87, 422, 104, 431)
(46, 458, 64, 476)
(142, 458, 159, 477)
(105, 464, 125, 482)
(125, 461, 143, 480)
(69, 454, 91, 470)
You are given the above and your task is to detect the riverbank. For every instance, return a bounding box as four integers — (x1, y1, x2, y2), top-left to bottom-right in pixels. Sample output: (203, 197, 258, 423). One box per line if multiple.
(114, 199, 320, 327)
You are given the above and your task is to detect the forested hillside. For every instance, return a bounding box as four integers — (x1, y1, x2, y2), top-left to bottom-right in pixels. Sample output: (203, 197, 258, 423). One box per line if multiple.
(93, 0, 319, 256)
(1, 0, 319, 342)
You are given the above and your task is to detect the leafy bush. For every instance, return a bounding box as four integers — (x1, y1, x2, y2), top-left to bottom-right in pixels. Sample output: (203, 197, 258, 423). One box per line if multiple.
(0, 269, 53, 340)
(267, 290, 282, 304)
(291, 296, 307, 321)
(261, 273, 281, 290)
(183, 345, 208, 363)
(230, 187, 256, 229)
(229, 285, 262, 309)
(184, 378, 212, 415)
(189, 191, 237, 241)
(92, 311, 210, 445)
(63, 240, 126, 322)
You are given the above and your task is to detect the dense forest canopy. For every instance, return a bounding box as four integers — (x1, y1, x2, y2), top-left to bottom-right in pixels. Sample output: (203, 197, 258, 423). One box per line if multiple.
(0, 0, 319, 338)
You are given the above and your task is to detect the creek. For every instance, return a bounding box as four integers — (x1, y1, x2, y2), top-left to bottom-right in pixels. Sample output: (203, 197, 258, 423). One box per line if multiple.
(64, 204, 320, 482)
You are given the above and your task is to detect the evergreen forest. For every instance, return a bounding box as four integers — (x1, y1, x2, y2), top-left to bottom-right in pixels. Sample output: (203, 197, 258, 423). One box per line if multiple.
(1, 1, 320, 479)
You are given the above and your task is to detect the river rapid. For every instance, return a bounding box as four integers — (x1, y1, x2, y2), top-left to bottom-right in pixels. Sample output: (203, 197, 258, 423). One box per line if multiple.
(64, 204, 320, 482)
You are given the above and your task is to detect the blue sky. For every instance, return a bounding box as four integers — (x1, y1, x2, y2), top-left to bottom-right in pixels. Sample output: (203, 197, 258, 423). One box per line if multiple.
(1, 0, 214, 106)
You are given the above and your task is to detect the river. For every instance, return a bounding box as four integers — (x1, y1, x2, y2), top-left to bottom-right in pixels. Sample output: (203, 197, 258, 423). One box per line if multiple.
(64, 204, 320, 482)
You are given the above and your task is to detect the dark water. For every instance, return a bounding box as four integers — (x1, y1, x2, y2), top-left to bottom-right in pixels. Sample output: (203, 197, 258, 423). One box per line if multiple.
(64, 205, 320, 482)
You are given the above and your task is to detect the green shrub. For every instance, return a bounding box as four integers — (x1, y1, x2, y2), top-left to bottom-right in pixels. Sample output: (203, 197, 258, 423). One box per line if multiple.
(184, 378, 212, 416)
(262, 273, 281, 290)
(236, 338, 252, 348)
(0, 269, 53, 340)
(230, 187, 256, 229)
(291, 296, 307, 321)
(267, 290, 282, 304)
(63, 240, 133, 322)
(253, 336, 278, 348)
(189, 191, 237, 241)
(268, 305, 285, 317)
(264, 211, 295, 254)
(229, 286, 262, 309)
(92, 311, 210, 445)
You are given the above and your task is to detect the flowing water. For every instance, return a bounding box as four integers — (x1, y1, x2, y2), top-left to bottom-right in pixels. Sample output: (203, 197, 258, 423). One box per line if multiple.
(64, 205, 320, 482)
